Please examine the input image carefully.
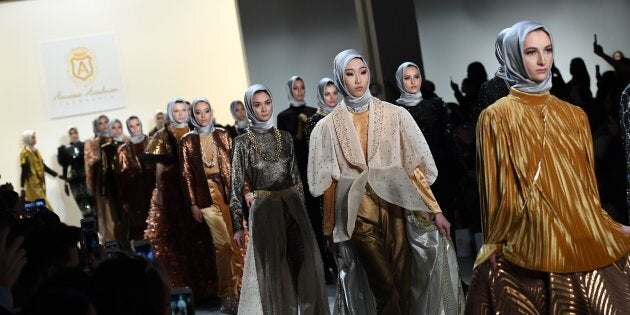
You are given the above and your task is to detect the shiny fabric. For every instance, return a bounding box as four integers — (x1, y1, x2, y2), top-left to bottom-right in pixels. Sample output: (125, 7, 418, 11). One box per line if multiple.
(100, 137, 126, 242)
(308, 98, 437, 242)
(116, 139, 154, 242)
(466, 254, 630, 314)
(332, 241, 376, 315)
(84, 135, 110, 238)
(406, 212, 464, 315)
(244, 84, 275, 131)
(179, 128, 242, 299)
(58, 140, 94, 217)
(20, 146, 49, 204)
(475, 88, 630, 272)
(230, 129, 329, 315)
(350, 192, 410, 315)
(143, 126, 219, 300)
(332, 49, 372, 111)
(621, 83, 630, 220)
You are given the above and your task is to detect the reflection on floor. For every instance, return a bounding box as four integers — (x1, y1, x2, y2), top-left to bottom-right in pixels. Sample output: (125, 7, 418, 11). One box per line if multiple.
(194, 255, 476, 314)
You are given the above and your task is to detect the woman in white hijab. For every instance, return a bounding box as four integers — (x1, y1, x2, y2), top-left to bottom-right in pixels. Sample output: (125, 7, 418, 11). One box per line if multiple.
(19, 130, 61, 210)
(230, 84, 329, 315)
(467, 21, 630, 314)
(309, 49, 462, 314)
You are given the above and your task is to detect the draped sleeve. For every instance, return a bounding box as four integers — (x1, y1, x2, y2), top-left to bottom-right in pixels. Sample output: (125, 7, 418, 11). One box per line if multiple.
(307, 118, 340, 197)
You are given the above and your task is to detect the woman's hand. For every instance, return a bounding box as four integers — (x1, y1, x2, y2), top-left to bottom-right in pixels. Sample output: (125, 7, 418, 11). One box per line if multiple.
(234, 230, 246, 249)
(245, 193, 254, 208)
(434, 212, 451, 240)
(191, 205, 203, 223)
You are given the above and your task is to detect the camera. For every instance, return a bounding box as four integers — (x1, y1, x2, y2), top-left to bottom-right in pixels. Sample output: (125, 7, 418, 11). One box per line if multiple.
(170, 287, 194, 315)
(133, 239, 155, 263)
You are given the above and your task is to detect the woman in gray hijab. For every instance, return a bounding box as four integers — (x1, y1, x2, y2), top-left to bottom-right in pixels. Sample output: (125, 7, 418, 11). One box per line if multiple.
(19, 130, 61, 210)
(309, 49, 462, 314)
(99, 118, 127, 243)
(230, 84, 329, 315)
(467, 21, 630, 314)
(225, 99, 249, 138)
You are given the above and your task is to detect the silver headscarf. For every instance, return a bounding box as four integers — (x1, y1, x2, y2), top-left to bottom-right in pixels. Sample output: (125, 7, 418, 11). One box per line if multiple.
(244, 84, 274, 131)
(22, 130, 35, 149)
(190, 97, 215, 135)
(93, 115, 109, 137)
(67, 126, 79, 144)
(230, 100, 249, 129)
(395, 62, 423, 107)
(167, 97, 190, 128)
(494, 27, 511, 80)
(503, 20, 553, 94)
(125, 116, 146, 144)
(333, 49, 372, 112)
(108, 119, 125, 142)
(316, 78, 338, 114)
(286, 76, 306, 107)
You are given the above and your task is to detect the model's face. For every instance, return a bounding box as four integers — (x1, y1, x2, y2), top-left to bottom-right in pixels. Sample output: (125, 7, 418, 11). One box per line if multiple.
(613, 51, 622, 61)
(252, 91, 273, 122)
(523, 29, 553, 83)
(171, 103, 188, 124)
(68, 128, 79, 143)
(111, 122, 123, 137)
(403, 66, 422, 94)
(193, 101, 212, 127)
(31, 133, 37, 145)
(343, 58, 369, 97)
(235, 102, 246, 120)
(155, 113, 164, 127)
(323, 84, 339, 106)
(128, 118, 142, 136)
(292, 79, 305, 101)
(98, 117, 109, 133)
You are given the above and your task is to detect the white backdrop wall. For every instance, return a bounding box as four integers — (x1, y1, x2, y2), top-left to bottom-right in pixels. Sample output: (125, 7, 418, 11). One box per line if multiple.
(237, 0, 361, 113)
(413, 0, 630, 103)
(0, 0, 249, 226)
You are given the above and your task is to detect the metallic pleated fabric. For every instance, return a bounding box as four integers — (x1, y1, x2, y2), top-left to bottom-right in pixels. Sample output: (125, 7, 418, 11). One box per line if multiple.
(466, 254, 630, 314)
(20, 146, 48, 203)
(475, 88, 630, 273)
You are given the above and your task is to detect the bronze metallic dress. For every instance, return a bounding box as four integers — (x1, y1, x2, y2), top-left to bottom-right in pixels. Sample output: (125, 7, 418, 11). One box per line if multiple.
(116, 138, 155, 242)
(230, 128, 329, 315)
(467, 88, 630, 314)
(144, 126, 219, 300)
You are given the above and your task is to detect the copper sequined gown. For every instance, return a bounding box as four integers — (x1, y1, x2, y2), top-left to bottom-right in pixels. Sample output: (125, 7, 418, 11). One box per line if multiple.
(230, 128, 329, 315)
(466, 88, 630, 314)
(144, 125, 219, 300)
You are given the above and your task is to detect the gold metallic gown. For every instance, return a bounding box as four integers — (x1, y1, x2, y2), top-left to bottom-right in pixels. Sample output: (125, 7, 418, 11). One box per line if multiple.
(144, 126, 219, 300)
(467, 88, 630, 314)
(20, 146, 53, 207)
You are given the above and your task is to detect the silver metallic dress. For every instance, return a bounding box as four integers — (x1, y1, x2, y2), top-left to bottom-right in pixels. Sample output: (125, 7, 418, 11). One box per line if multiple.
(230, 128, 330, 315)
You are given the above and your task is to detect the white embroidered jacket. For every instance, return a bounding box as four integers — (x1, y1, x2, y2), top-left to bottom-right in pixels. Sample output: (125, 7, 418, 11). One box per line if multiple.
(308, 98, 437, 242)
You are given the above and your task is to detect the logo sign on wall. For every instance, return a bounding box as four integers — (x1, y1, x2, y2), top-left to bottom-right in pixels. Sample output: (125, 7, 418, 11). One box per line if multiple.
(41, 33, 126, 119)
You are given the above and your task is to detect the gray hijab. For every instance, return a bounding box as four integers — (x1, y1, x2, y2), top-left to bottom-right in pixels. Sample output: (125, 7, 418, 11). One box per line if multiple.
(316, 78, 338, 114)
(230, 100, 249, 129)
(93, 115, 109, 137)
(333, 49, 372, 112)
(167, 97, 190, 128)
(503, 20, 553, 94)
(22, 130, 35, 149)
(125, 116, 146, 144)
(395, 62, 423, 107)
(494, 27, 511, 80)
(244, 84, 274, 131)
(108, 119, 125, 142)
(287, 76, 306, 107)
(190, 97, 215, 135)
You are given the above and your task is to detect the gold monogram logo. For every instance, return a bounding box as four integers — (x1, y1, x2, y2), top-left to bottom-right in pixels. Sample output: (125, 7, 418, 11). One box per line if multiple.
(67, 47, 96, 86)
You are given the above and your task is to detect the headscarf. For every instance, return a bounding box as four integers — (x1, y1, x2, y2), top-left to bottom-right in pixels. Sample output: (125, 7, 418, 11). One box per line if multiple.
(190, 97, 215, 135)
(494, 27, 511, 80)
(108, 119, 125, 142)
(125, 116, 146, 144)
(154, 110, 164, 129)
(22, 130, 35, 148)
(230, 100, 249, 129)
(316, 78, 338, 114)
(93, 115, 109, 137)
(67, 126, 79, 144)
(244, 84, 274, 131)
(503, 20, 553, 93)
(167, 97, 189, 128)
(286, 76, 306, 107)
(333, 49, 372, 112)
(395, 62, 423, 107)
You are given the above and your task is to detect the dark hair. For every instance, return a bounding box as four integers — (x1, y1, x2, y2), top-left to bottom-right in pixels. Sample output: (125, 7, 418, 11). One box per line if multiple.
(90, 254, 169, 315)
